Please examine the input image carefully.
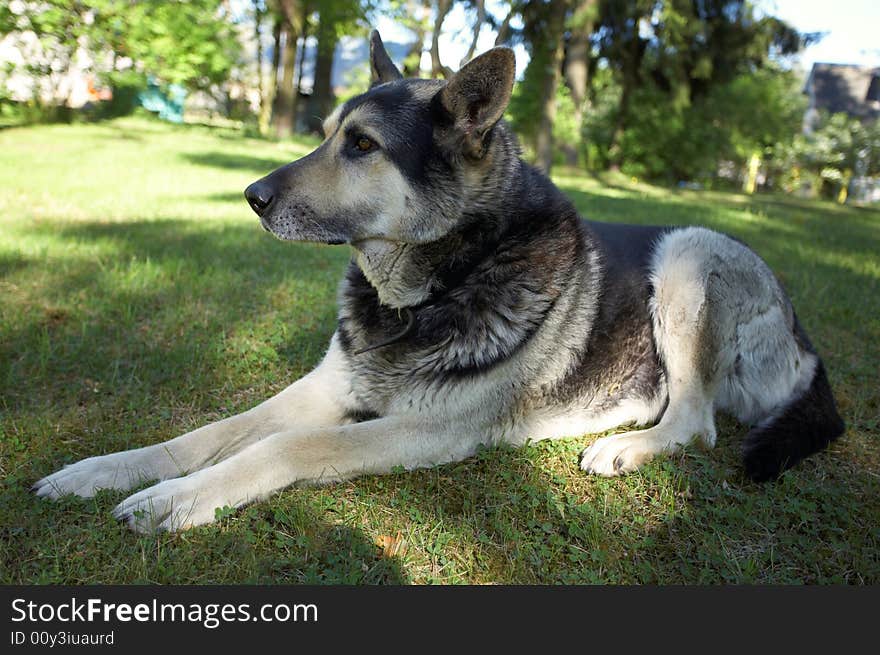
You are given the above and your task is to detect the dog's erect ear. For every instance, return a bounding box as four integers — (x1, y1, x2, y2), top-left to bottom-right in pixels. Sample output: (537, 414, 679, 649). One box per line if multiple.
(369, 30, 403, 86)
(439, 47, 516, 158)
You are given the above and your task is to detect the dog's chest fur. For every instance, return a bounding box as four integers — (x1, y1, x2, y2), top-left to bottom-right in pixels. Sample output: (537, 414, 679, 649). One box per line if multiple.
(335, 212, 668, 425)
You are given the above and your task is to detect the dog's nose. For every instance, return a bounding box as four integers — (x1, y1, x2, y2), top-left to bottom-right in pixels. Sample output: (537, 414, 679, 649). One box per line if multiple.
(244, 181, 274, 217)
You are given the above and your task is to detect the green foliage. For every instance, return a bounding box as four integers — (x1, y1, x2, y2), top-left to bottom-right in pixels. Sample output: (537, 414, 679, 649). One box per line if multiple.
(92, 0, 242, 92)
(585, 64, 806, 184)
(507, 64, 542, 150)
(316, 0, 373, 43)
(507, 1, 554, 149)
(3, 0, 241, 109)
(770, 112, 880, 198)
(582, 0, 810, 180)
(551, 83, 579, 163)
(706, 66, 807, 160)
(336, 63, 372, 104)
(581, 65, 621, 170)
(1, 0, 93, 118)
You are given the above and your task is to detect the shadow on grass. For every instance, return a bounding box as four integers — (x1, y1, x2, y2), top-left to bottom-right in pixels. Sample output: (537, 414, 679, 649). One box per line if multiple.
(0, 217, 412, 583)
(182, 151, 292, 173)
(1, 218, 348, 418)
(322, 413, 878, 583)
(0, 482, 411, 584)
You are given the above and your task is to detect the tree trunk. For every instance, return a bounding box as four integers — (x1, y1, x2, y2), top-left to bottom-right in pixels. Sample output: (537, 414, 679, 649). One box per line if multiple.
(403, 0, 430, 77)
(403, 33, 425, 77)
(430, 0, 454, 78)
(272, 20, 298, 139)
(561, 0, 596, 166)
(271, 18, 282, 84)
(306, 12, 338, 134)
(254, 1, 266, 135)
(533, 1, 567, 174)
(608, 13, 643, 171)
(494, 4, 515, 46)
(291, 3, 310, 132)
(460, 0, 486, 67)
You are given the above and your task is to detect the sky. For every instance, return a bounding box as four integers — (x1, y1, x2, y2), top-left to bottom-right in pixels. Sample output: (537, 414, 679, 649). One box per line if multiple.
(759, 0, 880, 73)
(376, 0, 880, 79)
(376, 1, 530, 77)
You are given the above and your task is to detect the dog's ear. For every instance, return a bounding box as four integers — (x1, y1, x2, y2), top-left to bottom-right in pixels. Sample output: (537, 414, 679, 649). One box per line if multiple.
(369, 30, 403, 86)
(438, 47, 516, 158)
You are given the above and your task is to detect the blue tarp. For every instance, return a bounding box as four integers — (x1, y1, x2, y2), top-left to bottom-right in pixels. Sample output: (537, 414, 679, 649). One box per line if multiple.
(137, 79, 187, 123)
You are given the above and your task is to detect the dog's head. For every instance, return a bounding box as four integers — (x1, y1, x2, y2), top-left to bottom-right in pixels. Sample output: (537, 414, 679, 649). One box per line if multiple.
(244, 30, 516, 248)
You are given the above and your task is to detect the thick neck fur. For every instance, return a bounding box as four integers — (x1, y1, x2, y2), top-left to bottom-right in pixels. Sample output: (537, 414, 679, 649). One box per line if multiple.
(339, 123, 590, 374)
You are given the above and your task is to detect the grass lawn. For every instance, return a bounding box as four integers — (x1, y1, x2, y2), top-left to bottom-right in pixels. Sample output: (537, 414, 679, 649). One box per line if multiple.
(1, 116, 878, 584)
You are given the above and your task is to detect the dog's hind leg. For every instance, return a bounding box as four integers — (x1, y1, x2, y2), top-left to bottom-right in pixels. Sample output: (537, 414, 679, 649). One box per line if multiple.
(581, 227, 771, 476)
(578, 253, 718, 476)
(33, 335, 355, 499)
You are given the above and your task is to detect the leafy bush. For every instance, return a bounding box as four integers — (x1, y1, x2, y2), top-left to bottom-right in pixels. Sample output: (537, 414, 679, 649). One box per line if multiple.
(603, 66, 805, 185)
(770, 112, 880, 199)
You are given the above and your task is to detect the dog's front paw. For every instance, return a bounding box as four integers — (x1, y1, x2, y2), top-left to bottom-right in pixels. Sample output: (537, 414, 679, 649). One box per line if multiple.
(113, 475, 226, 534)
(579, 434, 654, 477)
(33, 453, 150, 499)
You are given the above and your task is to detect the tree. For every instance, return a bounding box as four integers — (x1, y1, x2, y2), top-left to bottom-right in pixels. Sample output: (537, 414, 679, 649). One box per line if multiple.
(561, 0, 598, 165)
(384, 0, 432, 76)
(596, 0, 652, 170)
(2, 0, 240, 120)
(93, 0, 242, 92)
(269, 0, 303, 138)
(494, 1, 519, 45)
(430, 0, 456, 78)
(510, 0, 570, 174)
(305, 0, 367, 134)
(3, 0, 94, 116)
(292, 2, 313, 128)
(591, 0, 806, 179)
(460, 0, 487, 66)
(779, 112, 880, 200)
(253, 0, 273, 135)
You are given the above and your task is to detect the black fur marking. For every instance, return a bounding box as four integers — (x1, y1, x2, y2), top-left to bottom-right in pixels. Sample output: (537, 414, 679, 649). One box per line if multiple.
(742, 360, 845, 482)
(338, 82, 449, 187)
(343, 408, 382, 423)
(547, 221, 669, 412)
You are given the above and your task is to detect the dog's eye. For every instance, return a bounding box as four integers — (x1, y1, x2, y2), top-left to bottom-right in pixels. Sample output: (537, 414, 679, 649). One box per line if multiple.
(355, 135, 375, 153)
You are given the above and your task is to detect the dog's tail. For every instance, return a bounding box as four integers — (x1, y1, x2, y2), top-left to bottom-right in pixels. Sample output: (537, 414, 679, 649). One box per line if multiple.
(742, 357, 845, 482)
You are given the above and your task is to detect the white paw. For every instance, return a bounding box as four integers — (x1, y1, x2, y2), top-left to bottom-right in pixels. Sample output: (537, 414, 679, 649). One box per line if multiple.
(579, 433, 657, 477)
(33, 453, 151, 499)
(112, 474, 228, 533)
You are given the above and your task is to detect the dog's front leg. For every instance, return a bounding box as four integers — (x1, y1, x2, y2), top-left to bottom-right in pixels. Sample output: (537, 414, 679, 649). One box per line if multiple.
(34, 335, 355, 499)
(113, 416, 483, 533)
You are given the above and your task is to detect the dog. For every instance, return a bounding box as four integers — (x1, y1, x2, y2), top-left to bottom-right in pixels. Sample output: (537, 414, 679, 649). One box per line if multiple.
(34, 32, 845, 533)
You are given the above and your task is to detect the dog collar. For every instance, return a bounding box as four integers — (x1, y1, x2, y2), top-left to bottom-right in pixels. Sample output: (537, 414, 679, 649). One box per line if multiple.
(353, 307, 417, 356)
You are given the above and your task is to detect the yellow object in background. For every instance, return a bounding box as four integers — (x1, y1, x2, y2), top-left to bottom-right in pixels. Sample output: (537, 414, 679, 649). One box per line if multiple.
(744, 152, 761, 194)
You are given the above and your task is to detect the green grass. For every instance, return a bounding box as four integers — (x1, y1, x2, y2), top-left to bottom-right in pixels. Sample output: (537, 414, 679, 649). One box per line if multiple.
(1, 117, 878, 584)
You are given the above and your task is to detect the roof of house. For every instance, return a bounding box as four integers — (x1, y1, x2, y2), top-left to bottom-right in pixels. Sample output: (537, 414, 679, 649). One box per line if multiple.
(805, 63, 880, 122)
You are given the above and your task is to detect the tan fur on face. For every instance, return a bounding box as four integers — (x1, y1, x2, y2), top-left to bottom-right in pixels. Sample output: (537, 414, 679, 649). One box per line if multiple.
(322, 104, 344, 139)
(304, 104, 417, 240)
